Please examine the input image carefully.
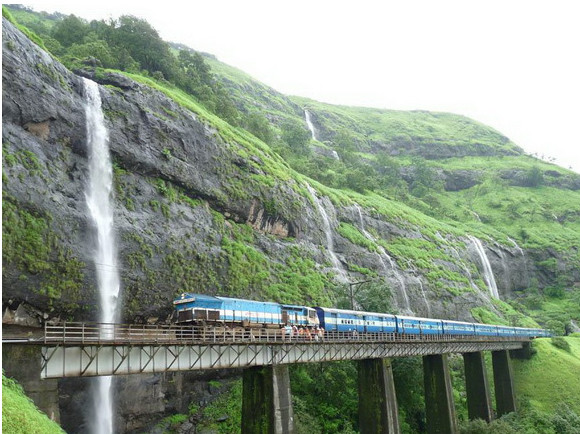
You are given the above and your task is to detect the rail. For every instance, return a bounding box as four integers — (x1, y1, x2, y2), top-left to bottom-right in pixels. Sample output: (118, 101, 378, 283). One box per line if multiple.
(35, 322, 532, 346)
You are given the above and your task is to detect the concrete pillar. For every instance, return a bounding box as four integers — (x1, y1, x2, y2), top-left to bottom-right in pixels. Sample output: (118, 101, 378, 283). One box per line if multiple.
(462, 352, 493, 422)
(423, 354, 458, 434)
(492, 350, 516, 416)
(2, 344, 60, 423)
(241, 365, 294, 434)
(510, 342, 533, 360)
(358, 358, 400, 434)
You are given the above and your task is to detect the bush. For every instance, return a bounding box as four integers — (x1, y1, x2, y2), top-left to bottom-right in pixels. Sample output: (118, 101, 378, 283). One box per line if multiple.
(551, 403, 580, 433)
(551, 336, 571, 353)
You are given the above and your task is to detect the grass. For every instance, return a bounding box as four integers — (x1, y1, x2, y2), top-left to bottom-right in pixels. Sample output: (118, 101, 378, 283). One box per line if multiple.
(2, 374, 64, 434)
(512, 336, 580, 414)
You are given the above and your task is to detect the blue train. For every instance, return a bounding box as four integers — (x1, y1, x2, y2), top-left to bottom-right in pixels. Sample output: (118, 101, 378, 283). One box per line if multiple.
(173, 293, 551, 338)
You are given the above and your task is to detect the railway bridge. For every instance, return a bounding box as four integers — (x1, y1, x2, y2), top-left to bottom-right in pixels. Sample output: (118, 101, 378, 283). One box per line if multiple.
(3, 322, 531, 434)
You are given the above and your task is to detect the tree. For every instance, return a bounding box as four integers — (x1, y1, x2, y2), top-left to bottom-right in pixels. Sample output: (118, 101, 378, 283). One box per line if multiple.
(244, 112, 274, 144)
(409, 157, 442, 197)
(334, 280, 394, 313)
(281, 119, 311, 153)
(106, 15, 177, 80)
(51, 14, 89, 48)
(67, 40, 116, 68)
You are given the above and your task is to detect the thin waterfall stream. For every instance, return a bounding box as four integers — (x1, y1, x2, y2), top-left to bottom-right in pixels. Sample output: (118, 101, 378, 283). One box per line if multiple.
(468, 235, 499, 299)
(306, 184, 348, 283)
(353, 205, 411, 313)
(84, 78, 120, 434)
(304, 109, 317, 141)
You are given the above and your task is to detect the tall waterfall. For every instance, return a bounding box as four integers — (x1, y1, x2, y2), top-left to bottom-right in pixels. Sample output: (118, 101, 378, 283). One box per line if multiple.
(306, 184, 348, 282)
(304, 109, 317, 141)
(84, 78, 120, 434)
(468, 235, 499, 299)
(353, 205, 411, 313)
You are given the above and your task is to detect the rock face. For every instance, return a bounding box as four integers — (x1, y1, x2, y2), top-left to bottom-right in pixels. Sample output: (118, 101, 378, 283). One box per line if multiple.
(2, 18, 577, 432)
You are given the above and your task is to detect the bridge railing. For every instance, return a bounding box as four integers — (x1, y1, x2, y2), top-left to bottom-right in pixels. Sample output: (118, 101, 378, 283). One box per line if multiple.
(41, 322, 529, 346)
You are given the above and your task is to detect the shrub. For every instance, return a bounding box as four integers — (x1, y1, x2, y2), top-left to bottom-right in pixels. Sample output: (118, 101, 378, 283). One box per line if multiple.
(551, 336, 571, 353)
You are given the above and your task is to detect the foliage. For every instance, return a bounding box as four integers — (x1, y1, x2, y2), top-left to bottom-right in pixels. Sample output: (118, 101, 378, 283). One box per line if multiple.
(5, 5, 241, 128)
(337, 222, 378, 252)
(333, 280, 395, 313)
(197, 379, 242, 433)
(291, 362, 358, 433)
(2, 374, 65, 434)
(155, 413, 189, 434)
(551, 336, 571, 353)
(392, 357, 425, 433)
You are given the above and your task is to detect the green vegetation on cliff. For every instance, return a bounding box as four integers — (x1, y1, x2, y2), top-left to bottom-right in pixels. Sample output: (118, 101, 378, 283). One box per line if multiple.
(2, 374, 64, 434)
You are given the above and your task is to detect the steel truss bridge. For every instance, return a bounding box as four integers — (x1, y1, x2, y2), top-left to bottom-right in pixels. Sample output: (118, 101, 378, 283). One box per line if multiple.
(13, 322, 528, 379)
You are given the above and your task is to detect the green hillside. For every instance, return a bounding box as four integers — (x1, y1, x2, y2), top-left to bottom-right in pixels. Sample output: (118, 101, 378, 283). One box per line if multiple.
(513, 336, 580, 414)
(2, 375, 64, 434)
(202, 52, 580, 255)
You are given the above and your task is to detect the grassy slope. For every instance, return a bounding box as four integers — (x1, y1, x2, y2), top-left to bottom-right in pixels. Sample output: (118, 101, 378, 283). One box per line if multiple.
(291, 95, 521, 153)
(206, 57, 580, 251)
(512, 336, 580, 414)
(2, 375, 65, 434)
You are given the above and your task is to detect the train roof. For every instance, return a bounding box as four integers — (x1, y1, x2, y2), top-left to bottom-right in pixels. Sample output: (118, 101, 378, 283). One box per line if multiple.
(438, 319, 475, 325)
(395, 314, 444, 322)
(315, 306, 396, 318)
(175, 292, 281, 306)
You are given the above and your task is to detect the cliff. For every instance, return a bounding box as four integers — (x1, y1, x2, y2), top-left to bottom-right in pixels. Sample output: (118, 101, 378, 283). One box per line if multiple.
(2, 17, 553, 325)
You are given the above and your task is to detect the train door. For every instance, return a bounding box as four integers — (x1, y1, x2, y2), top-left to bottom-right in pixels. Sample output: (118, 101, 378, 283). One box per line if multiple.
(282, 310, 290, 325)
(331, 312, 338, 331)
(363, 316, 368, 333)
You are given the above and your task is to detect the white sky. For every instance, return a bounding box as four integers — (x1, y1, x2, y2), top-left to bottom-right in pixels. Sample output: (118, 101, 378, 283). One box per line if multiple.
(21, 0, 580, 173)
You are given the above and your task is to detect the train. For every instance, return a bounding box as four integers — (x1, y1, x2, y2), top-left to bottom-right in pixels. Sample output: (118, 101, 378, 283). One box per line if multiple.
(173, 292, 551, 339)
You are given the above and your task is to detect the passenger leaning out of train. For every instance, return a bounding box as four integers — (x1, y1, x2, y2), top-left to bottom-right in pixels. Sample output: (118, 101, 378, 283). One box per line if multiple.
(283, 325, 292, 340)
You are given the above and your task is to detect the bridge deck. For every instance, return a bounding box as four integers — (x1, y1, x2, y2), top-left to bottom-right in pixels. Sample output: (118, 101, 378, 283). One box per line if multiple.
(1, 323, 528, 379)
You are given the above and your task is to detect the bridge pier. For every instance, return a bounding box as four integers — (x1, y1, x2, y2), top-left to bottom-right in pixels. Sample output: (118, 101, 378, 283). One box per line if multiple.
(241, 365, 294, 434)
(2, 344, 60, 422)
(492, 350, 516, 416)
(358, 358, 400, 434)
(462, 351, 493, 422)
(423, 354, 458, 434)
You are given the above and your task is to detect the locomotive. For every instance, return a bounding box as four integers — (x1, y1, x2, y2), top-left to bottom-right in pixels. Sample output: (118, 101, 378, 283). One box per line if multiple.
(173, 292, 551, 339)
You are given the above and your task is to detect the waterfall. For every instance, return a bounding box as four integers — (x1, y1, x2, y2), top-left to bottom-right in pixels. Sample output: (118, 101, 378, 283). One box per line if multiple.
(508, 237, 525, 257)
(468, 235, 499, 299)
(507, 236, 529, 286)
(84, 78, 120, 434)
(436, 233, 479, 292)
(415, 277, 431, 317)
(304, 109, 317, 141)
(306, 184, 348, 282)
(353, 205, 412, 313)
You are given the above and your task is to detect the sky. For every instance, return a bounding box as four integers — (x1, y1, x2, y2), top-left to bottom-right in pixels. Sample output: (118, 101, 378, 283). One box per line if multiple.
(21, 0, 580, 173)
